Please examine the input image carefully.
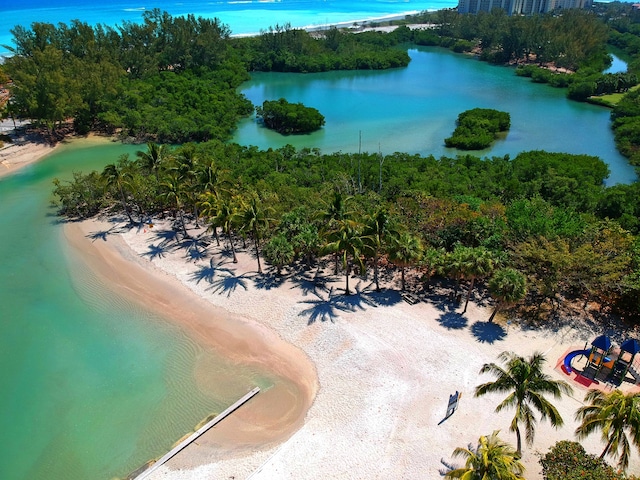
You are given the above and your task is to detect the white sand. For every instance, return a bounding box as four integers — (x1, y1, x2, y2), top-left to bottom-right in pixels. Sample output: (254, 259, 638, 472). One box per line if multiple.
(0, 138, 57, 179)
(69, 218, 640, 480)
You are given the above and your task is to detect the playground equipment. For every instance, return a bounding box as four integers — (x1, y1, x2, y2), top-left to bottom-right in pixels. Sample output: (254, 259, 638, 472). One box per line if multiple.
(582, 335, 613, 380)
(563, 349, 589, 374)
(562, 335, 640, 387)
(611, 339, 640, 386)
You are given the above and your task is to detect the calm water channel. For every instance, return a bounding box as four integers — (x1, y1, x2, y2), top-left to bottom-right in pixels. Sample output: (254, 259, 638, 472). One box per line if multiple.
(1, 46, 636, 480)
(235, 47, 637, 185)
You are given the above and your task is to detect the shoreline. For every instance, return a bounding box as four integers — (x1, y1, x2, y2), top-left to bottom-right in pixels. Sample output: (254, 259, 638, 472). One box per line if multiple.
(0, 134, 58, 179)
(64, 215, 640, 479)
(63, 219, 319, 465)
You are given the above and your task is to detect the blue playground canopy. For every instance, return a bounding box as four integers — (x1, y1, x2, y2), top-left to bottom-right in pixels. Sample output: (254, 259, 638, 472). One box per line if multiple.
(621, 339, 640, 355)
(592, 335, 612, 351)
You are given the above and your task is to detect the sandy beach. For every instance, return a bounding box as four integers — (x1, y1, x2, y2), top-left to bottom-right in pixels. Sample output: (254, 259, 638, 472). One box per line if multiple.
(0, 134, 58, 179)
(63, 215, 640, 480)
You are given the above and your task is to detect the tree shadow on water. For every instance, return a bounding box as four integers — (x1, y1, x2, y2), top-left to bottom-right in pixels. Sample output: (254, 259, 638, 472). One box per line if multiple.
(471, 321, 506, 344)
(437, 311, 468, 330)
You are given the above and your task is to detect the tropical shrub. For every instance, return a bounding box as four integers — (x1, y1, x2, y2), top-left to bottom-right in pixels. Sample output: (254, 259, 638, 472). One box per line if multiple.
(256, 98, 325, 134)
(445, 108, 510, 150)
(540, 441, 628, 480)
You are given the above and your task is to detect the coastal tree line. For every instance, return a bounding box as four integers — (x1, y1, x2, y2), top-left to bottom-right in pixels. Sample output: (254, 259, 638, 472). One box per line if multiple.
(52, 141, 640, 321)
(0, 10, 409, 142)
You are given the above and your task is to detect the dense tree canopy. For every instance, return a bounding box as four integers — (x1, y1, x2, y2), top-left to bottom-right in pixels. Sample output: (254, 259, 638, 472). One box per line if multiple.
(50, 141, 640, 320)
(445, 108, 511, 150)
(256, 98, 325, 134)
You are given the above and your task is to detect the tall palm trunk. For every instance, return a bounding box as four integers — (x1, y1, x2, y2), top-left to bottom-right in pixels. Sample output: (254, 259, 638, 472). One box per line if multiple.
(600, 438, 615, 459)
(463, 277, 475, 314)
(345, 256, 351, 295)
(227, 228, 237, 263)
(253, 228, 262, 273)
(117, 183, 134, 224)
(373, 252, 380, 292)
(488, 303, 502, 323)
(515, 427, 522, 456)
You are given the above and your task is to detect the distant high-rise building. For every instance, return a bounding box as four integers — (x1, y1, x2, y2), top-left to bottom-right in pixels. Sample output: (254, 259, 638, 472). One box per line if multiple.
(457, 0, 591, 14)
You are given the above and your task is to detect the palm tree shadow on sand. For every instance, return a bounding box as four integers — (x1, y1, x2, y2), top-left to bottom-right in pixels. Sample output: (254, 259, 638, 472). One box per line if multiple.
(190, 258, 234, 285)
(290, 271, 330, 297)
(471, 321, 506, 343)
(298, 281, 389, 325)
(85, 223, 128, 242)
(252, 270, 287, 290)
(206, 272, 249, 297)
(437, 311, 468, 330)
(177, 237, 209, 263)
(299, 288, 351, 324)
(142, 243, 174, 260)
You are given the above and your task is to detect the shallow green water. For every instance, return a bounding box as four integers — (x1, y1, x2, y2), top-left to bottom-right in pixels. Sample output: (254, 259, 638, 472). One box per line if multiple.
(234, 47, 637, 185)
(1, 46, 638, 480)
(0, 140, 268, 480)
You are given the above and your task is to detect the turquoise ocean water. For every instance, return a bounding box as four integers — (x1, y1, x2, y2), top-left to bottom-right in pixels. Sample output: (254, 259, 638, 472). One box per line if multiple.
(0, 0, 457, 57)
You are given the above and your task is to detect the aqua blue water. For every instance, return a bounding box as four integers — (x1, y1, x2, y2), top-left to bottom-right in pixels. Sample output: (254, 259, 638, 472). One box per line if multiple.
(0, 140, 271, 480)
(0, 0, 457, 57)
(234, 47, 637, 185)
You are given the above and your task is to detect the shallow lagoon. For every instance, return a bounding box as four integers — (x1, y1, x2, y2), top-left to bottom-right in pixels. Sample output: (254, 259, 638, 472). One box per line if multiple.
(0, 140, 272, 480)
(235, 47, 637, 185)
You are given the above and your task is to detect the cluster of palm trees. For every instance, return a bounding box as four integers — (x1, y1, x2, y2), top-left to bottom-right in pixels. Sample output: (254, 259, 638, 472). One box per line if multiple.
(99, 143, 531, 317)
(444, 351, 640, 479)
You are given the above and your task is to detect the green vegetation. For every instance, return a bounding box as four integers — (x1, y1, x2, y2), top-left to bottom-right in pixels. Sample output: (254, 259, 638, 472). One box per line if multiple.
(49, 141, 640, 320)
(474, 351, 573, 455)
(444, 431, 525, 479)
(245, 23, 411, 72)
(575, 390, 640, 471)
(445, 108, 510, 150)
(256, 98, 325, 134)
(540, 441, 631, 480)
(1, 11, 409, 142)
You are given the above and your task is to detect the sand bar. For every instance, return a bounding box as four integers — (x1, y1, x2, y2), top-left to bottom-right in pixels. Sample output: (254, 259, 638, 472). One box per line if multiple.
(61, 215, 640, 479)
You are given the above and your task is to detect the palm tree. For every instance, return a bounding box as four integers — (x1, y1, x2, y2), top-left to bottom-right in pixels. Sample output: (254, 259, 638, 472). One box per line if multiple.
(319, 191, 355, 275)
(159, 173, 188, 237)
(236, 193, 274, 273)
(575, 389, 640, 471)
(488, 268, 527, 323)
(324, 218, 366, 295)
(475, 351, 573, 455)
(444, 430, 525, 480)
(389, 231, 423, 291)
(212, 196, 238, 263)
(443, 245, 468, 302)
(363, 207, 397, 292)
(199, 191, 221, 245)
(102, 154, 134, 224)
(136, 142, 169, 182)
(461, 246, 497, 314)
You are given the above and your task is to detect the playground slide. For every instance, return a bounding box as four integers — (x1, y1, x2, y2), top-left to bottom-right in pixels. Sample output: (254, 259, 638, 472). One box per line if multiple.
(563, 349, 590, 374)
